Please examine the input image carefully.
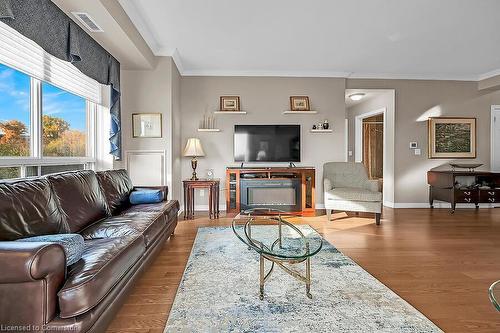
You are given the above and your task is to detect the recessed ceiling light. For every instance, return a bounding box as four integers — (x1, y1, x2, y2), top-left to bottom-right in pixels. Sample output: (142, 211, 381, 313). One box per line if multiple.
(349, 93, 366, 101)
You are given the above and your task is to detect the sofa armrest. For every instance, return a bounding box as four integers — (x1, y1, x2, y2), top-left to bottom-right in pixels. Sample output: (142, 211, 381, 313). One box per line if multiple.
(0, 242, 66, 283)
(324, 178, 333, 191)
(366, 180, 379, 192)
(0, 242, 66, 325)
(134, 186, 169, 201)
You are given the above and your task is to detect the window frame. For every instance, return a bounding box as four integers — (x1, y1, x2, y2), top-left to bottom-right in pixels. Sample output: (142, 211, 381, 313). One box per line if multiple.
(0, 21, 105, 179)
(0, 74, 97, 170)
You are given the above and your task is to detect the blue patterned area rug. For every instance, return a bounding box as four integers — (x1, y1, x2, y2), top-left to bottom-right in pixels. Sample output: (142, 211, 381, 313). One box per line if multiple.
(164, 226, 442, 332)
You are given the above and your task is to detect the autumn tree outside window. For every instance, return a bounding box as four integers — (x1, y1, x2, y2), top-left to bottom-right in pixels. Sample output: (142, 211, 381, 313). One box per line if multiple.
(0, 63, 97, 180)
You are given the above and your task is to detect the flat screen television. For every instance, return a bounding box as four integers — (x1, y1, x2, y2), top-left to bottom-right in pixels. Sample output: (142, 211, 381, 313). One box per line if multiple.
(234, 125, 300, 162)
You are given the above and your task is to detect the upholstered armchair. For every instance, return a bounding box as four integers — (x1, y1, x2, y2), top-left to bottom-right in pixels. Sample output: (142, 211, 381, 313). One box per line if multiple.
(323, 162, 382, 225)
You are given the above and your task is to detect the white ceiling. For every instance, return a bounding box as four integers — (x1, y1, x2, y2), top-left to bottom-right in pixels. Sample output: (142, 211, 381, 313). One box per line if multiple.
(119, 0, 500, 80)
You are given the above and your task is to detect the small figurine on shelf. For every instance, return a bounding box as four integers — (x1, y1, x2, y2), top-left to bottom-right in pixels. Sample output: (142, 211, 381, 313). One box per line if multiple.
(317, 122, 323, 130)
(323, 120, 329, 130)
(312, 124, 317, 130)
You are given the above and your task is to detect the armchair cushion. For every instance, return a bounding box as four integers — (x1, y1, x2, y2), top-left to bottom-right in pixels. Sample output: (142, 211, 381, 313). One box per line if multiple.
(366, 180, 379, 192)
(325, 187, 382, 202)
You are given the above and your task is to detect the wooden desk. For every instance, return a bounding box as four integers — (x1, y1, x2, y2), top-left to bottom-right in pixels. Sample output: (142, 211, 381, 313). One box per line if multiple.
(427, 170, 500, 212)
(183, 179, 220, 220)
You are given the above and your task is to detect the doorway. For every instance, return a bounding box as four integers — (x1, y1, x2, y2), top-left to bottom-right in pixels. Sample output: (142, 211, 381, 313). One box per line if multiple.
(362, 114, 384, 180)
(346, 88, 395, 206)
(354, 108, 385, 183)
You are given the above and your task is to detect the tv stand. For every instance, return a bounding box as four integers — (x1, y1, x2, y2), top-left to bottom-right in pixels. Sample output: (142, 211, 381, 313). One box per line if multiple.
(226, 166, 315, 216)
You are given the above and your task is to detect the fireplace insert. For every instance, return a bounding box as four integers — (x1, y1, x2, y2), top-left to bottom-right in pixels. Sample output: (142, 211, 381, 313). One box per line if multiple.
(240, 179, 302, 212)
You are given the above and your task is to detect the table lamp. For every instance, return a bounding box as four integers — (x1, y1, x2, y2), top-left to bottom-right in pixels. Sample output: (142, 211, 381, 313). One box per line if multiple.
(183, 138, 205, 180)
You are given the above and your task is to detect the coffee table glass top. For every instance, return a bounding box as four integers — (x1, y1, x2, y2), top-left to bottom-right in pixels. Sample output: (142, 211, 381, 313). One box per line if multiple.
(231, 208, 323, 260)
(489, 280, 500, 311)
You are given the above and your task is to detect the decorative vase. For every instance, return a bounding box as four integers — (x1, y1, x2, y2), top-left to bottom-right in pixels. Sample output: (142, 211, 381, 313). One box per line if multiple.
(323, 120, 329, 130)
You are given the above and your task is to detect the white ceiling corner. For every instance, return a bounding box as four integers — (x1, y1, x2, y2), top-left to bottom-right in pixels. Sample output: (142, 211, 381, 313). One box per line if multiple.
(118, 0, 162, 54)
(120, 0, 500, 81)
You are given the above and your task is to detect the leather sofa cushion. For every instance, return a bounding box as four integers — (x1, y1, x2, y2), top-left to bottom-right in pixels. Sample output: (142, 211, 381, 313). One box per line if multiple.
(80, 212, 166, 247)
(57, 236, 145, 318)
(123, 200, 180, 222)
(47, 171, 109, 232)
(0, 178, 69, 240)
(325, 187, 383, 202)
(96, 169, 134, 214)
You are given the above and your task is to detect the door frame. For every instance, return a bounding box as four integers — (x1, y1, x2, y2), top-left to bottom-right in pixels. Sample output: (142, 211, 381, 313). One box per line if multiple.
(491, 105, 500, 172)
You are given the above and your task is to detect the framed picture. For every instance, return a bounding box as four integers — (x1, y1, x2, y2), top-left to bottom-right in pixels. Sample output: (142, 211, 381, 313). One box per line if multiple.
(220, 96, 240, 111)
(290, 96, 310, 111)
(132, 113, 162, 138)
(428, 117, 476, 158)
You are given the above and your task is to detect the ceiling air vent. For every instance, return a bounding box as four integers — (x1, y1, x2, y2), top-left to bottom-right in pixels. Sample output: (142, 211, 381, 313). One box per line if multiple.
(71, 12, 104, 32)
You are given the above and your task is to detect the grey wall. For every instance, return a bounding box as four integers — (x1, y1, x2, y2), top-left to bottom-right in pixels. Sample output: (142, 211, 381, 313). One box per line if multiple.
(118, 66, 500, 208)
(180, 76, 347, 207)
(117, 57, 182, 199)
(347, 79, 500, 204)
(171, 63, 182, 202)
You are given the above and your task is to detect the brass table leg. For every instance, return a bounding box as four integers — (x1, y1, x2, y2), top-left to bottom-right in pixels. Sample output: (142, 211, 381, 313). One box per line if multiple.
(306, 257, 312, 299)
(260, 254, 265, 300)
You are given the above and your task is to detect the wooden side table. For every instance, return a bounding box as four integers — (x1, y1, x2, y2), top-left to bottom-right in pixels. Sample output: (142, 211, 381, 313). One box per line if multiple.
(183, 179, 220, 220)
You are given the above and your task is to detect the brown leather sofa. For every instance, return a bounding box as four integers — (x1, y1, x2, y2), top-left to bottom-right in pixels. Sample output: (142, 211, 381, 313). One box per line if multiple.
(0, 169, 179, 332)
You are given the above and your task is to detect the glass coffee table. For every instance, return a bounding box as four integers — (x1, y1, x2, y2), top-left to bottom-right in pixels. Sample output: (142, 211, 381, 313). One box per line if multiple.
(232, 208, 323, 299)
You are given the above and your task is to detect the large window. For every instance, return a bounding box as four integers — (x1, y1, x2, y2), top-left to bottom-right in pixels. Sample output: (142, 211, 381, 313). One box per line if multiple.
(0, 63, 31, 157)
(42, 82, 87, 157)
(0, 63, 97, 180)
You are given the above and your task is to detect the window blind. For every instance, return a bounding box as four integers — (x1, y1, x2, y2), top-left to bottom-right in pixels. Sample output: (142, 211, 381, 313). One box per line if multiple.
(0, 21, 101, 104)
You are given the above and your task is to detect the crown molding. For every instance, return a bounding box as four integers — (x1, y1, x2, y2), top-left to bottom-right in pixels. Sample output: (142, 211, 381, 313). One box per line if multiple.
(346, 72, 478, 81)
(477, 68, 500, 81)
(118, 0, 161, 55)
(180, 69, 352, 78)
(178, 69, 480, 81)
(171, 48, 184, 74)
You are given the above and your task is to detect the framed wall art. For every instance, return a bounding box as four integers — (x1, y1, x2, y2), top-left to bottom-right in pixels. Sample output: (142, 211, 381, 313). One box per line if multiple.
(290, 96, 310, 111)
(428, 117, 476, 159)
(132, 113, 163, 138)
(219, 96, 240, 111)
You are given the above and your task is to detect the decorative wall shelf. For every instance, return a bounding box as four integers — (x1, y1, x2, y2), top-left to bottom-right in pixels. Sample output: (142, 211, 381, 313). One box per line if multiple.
(214, 111, 247, 114)
(283, 111, 318, 114)
(310, 129, 332, 133)
(197, 128, 221, 132)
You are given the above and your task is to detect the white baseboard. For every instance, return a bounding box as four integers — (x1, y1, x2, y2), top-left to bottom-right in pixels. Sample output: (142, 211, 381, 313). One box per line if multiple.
(178, 202, 497, 215)
(391, 202, 497, 209)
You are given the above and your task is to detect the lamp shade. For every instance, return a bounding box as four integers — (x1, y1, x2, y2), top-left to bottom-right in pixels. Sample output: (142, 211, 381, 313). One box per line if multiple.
(183, 138, 205, 157)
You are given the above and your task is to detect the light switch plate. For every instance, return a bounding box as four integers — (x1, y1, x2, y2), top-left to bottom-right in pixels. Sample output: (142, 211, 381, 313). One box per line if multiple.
(348, 151, 353, 156)
(414, 148, 421, 155)
(410, 142, 418, 149)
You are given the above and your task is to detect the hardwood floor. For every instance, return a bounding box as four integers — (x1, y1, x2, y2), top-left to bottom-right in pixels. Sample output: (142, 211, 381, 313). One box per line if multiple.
(106, 208, 500, 333)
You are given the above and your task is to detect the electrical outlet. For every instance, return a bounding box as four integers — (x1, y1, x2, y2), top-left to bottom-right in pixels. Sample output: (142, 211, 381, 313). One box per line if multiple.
(414, 148, 421, 155)
(200, 189, 205, 197)
(348, 150, 353, 156)
(410, 142, 418, 149)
